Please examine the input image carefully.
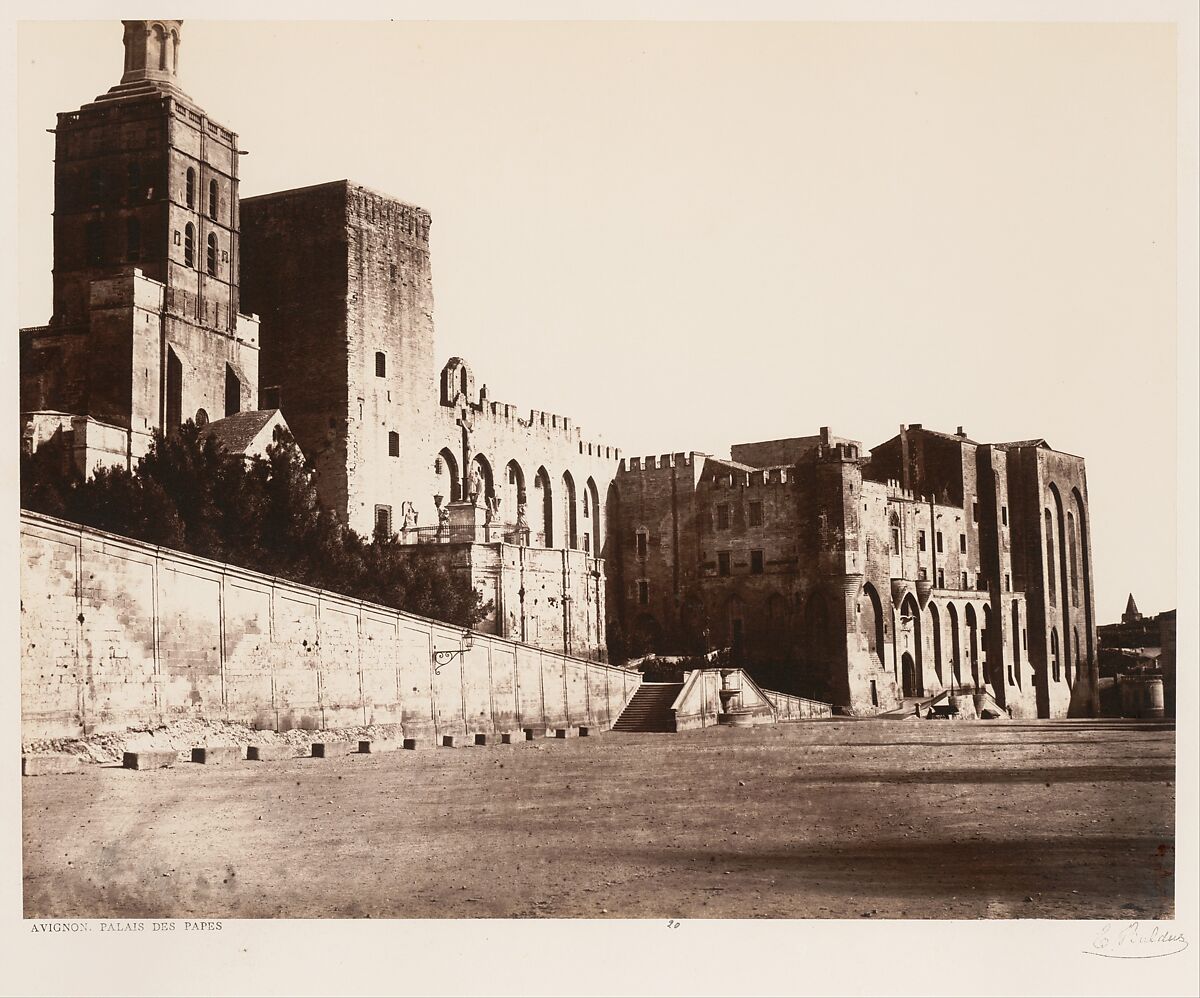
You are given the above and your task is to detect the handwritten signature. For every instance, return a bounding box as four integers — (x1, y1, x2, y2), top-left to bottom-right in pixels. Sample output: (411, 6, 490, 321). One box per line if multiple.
(1084, 921, 1189, 959)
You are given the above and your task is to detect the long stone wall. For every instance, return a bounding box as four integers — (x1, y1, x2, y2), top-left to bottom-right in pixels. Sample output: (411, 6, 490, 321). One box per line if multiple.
(20, 511, 642, 740)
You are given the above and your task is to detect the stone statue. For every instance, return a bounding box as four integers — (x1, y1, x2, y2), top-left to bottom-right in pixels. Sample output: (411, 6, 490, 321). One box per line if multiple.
(515, 501, 529, 530)
(485, 494, 501, 524)
(401, 501, 418, 530)
(468, 466, 483, 504)
(437, 504, 450, 531)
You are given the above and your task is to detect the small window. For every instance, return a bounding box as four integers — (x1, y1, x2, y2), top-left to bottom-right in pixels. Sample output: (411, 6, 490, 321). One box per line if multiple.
(261, 386, 281, 409)
(936, 531, 943, 554)
(918, 566, 928, 581)
(582, 493, 589, 517)
(748, 501, 763, 527)
(750, 550, 764, 575)
(637, 580, 649, 606)
(890, 524, 901, 553)
(184, 223, 195, 268)
(716, 504, 731, 530)
(635, 530, 648, 558)
(718, 551, 731, 577)
(206, 232, 218, 276)
(937, 568, 945, 589)
(185, 168, 195, 209)
(374, 504, 393, 538)
(388, 431, 399, 457)
(126, 217, 141, 262)
(1022, 628, 1027, 650)
(375, 352, 386, 377)
(583, 533, 590, 553)
(1001, 505, 1008, 527)
(976, 573, 984, 591)
(972, 501, 979, 523)
(86, 221, 104, 265)
(208, 178, 218, 220)
(918, 529, 926, 552)
(1005, 573, 1011, 592)
(961, 571, 968, 590)
(959, 533, 967, 553)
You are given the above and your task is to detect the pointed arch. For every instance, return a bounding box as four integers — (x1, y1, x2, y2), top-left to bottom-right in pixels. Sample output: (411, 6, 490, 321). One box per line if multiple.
(584, 476, 602, 555)
(928, 601, 943, 686)
(1011, 599, 1022, 688)
(534, 467, 553, 547)
(859, 582, 884, 666)
(899, 592, 922, 695)
(561, 470, 578, 549)
(965, 603, 980, 688)
(504, 460, 526, 529)
(469, 453, 495, 504)
(603, 481, 620, 560)
(947, 602, 961, 686)
(435, 447, 460, 505)
(1072, 487, 1094, 666)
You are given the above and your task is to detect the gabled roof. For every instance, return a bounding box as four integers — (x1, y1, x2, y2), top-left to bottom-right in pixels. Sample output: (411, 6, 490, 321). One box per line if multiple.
(996, 438, 1050, 450)
(200, 409, 283, 456)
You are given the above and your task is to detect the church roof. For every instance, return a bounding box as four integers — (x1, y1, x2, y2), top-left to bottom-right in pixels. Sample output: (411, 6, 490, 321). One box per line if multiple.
(200, 409, 283, 456)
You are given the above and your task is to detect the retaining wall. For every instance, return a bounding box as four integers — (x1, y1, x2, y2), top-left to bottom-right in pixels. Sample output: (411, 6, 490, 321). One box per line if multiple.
(20, 511, 641, 740)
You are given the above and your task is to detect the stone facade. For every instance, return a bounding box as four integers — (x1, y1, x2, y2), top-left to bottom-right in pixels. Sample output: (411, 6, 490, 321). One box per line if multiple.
(20, 20, 261, 474)
(611, 426, 1099, 719)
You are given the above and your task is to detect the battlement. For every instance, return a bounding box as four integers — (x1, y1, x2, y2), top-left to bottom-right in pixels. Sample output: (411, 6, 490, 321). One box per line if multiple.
(817, 441, 863, 463)
(710, 466, 796, 490)
(884, 479, 917, 502)
(619, 452, 696, 473)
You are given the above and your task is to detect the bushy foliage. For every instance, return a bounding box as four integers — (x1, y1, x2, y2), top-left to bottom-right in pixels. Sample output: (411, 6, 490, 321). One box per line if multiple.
(21, 423, 490, 627)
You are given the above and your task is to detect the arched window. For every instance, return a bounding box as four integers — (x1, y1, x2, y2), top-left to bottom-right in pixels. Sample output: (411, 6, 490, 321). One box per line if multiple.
(185, 168, 195, 209)
(206, 233, 218, 277)
(126, 217, 141, 262)
(183, 223, 195, 268)
(1044, 509, 1056, 606)
(388, 432, 400, 457)
(375, 352, 386, 377)
(208, 179, 218, 220)
(1067, 512, 1080, 608)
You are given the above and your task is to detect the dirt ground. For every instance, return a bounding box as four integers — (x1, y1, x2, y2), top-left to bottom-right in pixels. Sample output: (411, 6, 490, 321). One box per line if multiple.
(22, 718, 1175, 920)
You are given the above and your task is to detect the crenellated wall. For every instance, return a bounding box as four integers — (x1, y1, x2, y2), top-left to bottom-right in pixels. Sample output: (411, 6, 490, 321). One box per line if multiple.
(20, 511, 641, 741)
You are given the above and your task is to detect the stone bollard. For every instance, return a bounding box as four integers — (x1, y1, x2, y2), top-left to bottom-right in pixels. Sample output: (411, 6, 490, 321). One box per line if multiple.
(122, 749, 177, 770)
(473, 733, 489, 746)
(441, 735, 456, 748)
(22, 754, 81, 777)
(246, 745, 296, 762)
(402, 738, 422, 751)
(191, 746, 242, 765)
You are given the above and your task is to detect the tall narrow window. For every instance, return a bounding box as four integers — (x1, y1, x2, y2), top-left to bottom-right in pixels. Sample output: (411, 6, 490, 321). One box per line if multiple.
(890, 513, 901, 553)
(1067, 512, 1080, 607)
(1001, 505, 1008, 527)
(224, 364, 241, 417)
(636, 530, 648, 558)
(375, 352, 386, 377)
(90, 167, 106, 203)
(206, 233, 218, 276)
(936, 531, 943, 554)
(718, 551, 732, 577)
(637, 580, 649, 606)
(1045, 509, 1056, 606)
(972, 501, 979, 523)
(716, 504, 730, 529)
(184, 223, 195, 268)
(748, 501, 763, 527)
(388, 431, 399, 457)
(126, 162, 141, 199)
(937, 568, 945, 588)
(961, 571, 968, 590)
(208, 179, 218, 220)
(126, 217, 141, 262)
(959, 533, 967, 554)
(375, 505, 393, 539)
(918, 529, 926, 552)
(750, 550, 764, 575)
(185, 168, 195, 209)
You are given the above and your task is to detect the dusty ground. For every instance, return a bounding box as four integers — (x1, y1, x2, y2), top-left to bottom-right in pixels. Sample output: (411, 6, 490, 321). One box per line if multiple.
(22, 718, 1174, 919)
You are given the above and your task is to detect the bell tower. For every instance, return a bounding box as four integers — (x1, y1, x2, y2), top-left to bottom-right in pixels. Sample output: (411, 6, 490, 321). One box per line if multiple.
(120, 20, 186, 92)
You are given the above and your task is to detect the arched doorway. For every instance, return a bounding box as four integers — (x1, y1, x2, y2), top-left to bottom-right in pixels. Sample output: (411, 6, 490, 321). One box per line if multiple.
(899, 592, 922, 694)
(901, 652, 917, 698)
(965, 603, 980, 688)
(948, 602, 961, 687)
(928, 602, 943, 686)
(858, 582, 884, 667)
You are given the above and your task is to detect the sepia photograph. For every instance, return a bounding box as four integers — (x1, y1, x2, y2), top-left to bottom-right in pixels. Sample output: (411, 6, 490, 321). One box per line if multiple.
(6, 3, 1197, 996)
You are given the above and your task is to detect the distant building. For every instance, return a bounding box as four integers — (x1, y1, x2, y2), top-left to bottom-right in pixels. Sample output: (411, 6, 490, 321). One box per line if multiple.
(1098, 597, 1175, 717)
(611, 425, 1099, 719)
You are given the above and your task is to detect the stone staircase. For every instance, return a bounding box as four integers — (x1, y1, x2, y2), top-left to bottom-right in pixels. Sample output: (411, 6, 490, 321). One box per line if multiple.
(611, 682, 684, 732)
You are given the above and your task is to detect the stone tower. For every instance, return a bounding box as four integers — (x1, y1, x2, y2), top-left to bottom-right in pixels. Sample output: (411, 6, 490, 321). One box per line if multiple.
(22, 20, 259, 471)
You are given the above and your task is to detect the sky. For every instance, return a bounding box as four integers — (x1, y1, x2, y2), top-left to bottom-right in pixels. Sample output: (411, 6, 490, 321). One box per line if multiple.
(15, 18, 1181, 624)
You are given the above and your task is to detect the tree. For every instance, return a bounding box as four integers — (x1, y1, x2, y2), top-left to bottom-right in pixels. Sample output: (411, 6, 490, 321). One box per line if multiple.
(21, 423, 490, 628)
